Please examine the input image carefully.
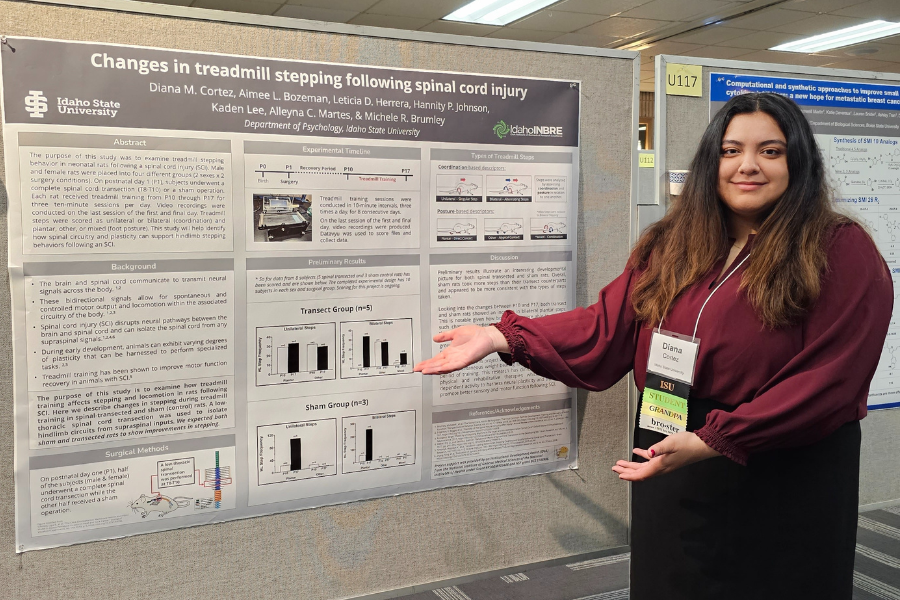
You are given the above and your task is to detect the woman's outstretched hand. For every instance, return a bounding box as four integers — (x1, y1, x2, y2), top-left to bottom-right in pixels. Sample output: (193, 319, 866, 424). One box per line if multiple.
(611, 432, 721, 481)
(414, 325, 509, 375)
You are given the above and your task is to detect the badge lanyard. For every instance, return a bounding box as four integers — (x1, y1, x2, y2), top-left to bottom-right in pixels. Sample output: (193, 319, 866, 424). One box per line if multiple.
(640, 253, 750, 436)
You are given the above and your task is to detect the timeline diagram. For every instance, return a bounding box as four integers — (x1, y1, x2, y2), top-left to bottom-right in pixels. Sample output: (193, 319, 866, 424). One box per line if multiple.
(486, 175, 533, 202)
(341, 411, 416, 473)
(257, 419, 338, 485)
(436, 174, 483, 202)
(256, 323, 336, 386)
(248, 158, 416, 189)
(340, 318, 414, 377)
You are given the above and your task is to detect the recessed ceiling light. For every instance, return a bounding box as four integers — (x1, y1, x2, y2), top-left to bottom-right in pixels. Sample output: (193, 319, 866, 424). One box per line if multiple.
(770, 20, 900, 53)
(444, 0, 561, 26)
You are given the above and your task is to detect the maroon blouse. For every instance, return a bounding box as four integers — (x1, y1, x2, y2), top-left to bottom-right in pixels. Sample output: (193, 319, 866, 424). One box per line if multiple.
(495, 224, 893, 465)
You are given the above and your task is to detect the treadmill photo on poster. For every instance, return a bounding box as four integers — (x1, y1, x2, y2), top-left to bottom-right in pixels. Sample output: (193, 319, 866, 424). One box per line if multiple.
(253, 193, 313, 242)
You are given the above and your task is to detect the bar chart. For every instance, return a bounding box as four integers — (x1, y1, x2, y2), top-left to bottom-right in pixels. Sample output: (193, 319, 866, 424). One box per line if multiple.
(256, 323, 336, 386)
(340, 318, 414, 378)
(257, 418, 338, 485)
(342, 410, 416, 473)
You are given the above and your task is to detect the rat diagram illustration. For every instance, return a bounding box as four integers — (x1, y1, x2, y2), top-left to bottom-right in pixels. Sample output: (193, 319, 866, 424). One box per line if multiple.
(129, 494, 191, 518)
(436, 218, 477, 240)
(439, 178, 480, 196)
(485, 220, 523, 235)
(491, 179, 529, 195)
(127, 451, 233, 519)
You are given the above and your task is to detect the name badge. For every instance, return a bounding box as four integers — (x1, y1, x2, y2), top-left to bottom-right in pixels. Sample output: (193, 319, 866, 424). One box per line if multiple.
(647, 330, 698, 385)
(641, 330, 699, 436)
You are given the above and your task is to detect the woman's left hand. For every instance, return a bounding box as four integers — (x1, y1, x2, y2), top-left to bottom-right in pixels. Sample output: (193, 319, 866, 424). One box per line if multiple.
(612, 432, 721, 481)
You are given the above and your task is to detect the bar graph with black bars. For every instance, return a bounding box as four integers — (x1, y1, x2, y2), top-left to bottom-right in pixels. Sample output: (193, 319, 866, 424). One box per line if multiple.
(256, 323, 337, 386)
(342, 411, 417, 473)
(340, 318, 414, 378)
(257, 419, 338, 485)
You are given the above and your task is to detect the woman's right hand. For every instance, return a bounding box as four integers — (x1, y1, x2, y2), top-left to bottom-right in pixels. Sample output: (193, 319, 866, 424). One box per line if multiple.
(413, 325, 509, 375)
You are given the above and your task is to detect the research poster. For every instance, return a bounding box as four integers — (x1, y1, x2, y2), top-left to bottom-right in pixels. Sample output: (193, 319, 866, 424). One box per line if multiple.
(0, 37, 581, 551)
(711, 72, 900, 410)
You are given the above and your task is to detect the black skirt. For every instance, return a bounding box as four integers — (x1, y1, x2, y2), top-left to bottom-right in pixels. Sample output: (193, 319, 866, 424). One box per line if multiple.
(630, 395, 860, 600)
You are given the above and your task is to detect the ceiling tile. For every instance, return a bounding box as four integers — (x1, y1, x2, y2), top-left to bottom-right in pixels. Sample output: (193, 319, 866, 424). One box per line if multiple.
(486, 28, 560, 43)
(874, 34, 900, 45)
(783, 0, 869, 13)
(554, 0, 652, 16)
(285, 0, 377, 10)
(366, 0, 470, 20)
(274, 5, 358, 21)
(834, 42, 900, 61)
(725, 31, 803, 49)
(833, 0, 900, 20)
(191, 0, 283, 15)
(723, 7, 812, 30)
(577, 16, 670, 39)
(680, 45, 759, 58)
(639, 40, 704, 56)
(818, 58, 900, 71)
(670, 24, 756, 45)
(548, 32, 622, 46)
(622, 0, 737, 22)
(347, 13, 432, 28)
(732, 49, 844, 66)
(418, 20, 500, 36)
(509, 9, 606, 32)
(768, 13, 869, 35)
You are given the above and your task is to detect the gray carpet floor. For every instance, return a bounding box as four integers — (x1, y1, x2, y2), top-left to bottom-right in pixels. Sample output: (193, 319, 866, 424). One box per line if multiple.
(399, 509, 900, 600)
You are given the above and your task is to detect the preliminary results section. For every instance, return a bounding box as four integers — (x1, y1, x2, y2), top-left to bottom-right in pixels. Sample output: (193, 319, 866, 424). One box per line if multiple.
(246, 254, 422, 402)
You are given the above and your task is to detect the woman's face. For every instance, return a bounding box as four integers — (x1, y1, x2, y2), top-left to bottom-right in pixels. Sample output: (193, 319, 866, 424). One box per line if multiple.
(717, 111, 789, 226)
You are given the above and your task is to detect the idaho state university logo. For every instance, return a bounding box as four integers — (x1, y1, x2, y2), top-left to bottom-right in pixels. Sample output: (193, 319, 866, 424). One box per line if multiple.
(24, 90, 48, 118)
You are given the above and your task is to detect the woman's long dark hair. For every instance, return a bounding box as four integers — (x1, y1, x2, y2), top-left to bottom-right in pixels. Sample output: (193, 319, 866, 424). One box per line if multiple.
(630, 92, 851, 329)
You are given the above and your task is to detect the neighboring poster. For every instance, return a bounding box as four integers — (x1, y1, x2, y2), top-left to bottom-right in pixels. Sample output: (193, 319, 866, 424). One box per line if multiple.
(0, 37, 581, 551)
(711, 72, 900, 410)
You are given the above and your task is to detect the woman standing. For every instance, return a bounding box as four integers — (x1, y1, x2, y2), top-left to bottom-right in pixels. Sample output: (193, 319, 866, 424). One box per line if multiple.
(415, 93, 893, 600)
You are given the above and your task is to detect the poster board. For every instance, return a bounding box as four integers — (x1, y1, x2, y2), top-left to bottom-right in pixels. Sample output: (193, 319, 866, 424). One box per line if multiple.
(2, 36, 586, 552)
(655, 54, 900, 507)
(0, 1, 639, 596)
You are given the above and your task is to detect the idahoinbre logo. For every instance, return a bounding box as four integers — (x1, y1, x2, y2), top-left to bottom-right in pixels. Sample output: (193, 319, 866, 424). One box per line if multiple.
(25, 90, 48, 118)
(493, 119, 563, 139)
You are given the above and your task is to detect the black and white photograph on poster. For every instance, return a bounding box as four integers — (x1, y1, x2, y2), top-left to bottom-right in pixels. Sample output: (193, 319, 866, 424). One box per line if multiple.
(1, 36, 580, 551)
(252, 193, 313, 242)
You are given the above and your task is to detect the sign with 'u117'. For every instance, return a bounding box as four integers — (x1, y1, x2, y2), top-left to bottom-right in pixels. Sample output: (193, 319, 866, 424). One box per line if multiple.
(666, 63, 703, 97)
